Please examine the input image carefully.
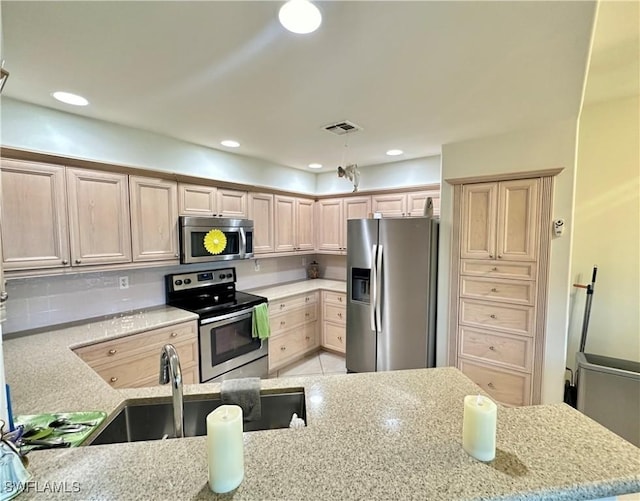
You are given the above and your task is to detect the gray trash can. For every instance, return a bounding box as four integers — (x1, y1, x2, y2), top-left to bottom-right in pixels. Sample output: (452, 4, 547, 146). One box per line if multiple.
(576, 352, 640, 447)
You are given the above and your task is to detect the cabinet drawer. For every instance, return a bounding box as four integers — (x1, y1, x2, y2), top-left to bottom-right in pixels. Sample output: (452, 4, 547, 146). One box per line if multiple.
(268, 330, 303, 370)
(301, 321, 319, 352)
(270, 303, 317, 335)
(460, 276, 535, 305)
(323, 291, 346, 305)
(459, 327, 532, 371)
(94, 339, 198, 389)
(323, 321, 346, 354)
(460, 260, 536, 280)
(324, 303, 346, 325)
(269, 292, 317, 316)
(459, 299, 534, 337)
(131, 362, 200, 388)
(74, 321, 197, 366)
(459, 358, 531, 406)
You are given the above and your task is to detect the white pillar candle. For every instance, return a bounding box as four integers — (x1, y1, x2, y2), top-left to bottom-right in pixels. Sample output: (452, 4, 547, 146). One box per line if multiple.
(207, 405, 244, 493)
(462, 394, 497, 462)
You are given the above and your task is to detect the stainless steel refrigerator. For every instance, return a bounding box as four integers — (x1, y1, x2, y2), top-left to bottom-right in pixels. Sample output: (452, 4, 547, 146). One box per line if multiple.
(346, 217, 438, 373)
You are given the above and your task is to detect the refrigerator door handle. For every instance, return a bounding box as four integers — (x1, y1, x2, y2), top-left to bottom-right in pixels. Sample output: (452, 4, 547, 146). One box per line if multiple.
(375, 244, 383, 331)
(370, 244, 378, 332)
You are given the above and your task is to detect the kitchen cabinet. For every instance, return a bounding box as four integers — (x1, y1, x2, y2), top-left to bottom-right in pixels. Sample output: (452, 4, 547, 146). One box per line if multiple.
(274, 195, 315, 252)
(74, 320, 199, 388)
(0, 170, 5, 320)
(317, 196, 371, 253)
(372, 190, 441, 218)
(248, 193, 275, 254)
(66, 168, 132, 266)
(451, 176, 549, 406)
(268, 292, 319, 373)
(129, 176, 179, 262)
(178, 183, 247, 218)
(1, 160, 132, 270)
(321, 291, 346, 354)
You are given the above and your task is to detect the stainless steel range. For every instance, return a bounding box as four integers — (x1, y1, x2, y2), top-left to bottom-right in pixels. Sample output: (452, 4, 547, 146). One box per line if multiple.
(165, 267, 268, 383)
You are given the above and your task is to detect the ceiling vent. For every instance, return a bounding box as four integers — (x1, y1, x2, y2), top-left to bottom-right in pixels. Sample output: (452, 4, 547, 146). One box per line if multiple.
(323, 120, 363, 135)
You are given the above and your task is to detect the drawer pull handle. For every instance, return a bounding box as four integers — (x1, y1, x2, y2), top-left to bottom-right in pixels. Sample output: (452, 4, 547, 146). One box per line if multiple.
(305, 336, 310, 341)
(280, 304, 285, 309)
(338, 297, 343, 302)
(108, 349, 117, 355)
(170, 332, 177, 337)
(305, 297, 310, 302)
(489, 314, 497, 319)
(110, 377, 118, 383)
(488, 382, 495, 389)
(492, 267, 498, 271)
(337, 336, 343, 342)
(280, 321, 286, 326)
(338, 313, 343, 318)
(490, 288, 498, 293)
(489, 346, 496, 351)
(305, 313, 310, 317)
(280, 346, 286, 351)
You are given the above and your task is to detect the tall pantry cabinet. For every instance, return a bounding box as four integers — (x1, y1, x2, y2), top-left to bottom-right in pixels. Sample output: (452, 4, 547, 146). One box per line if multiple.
(449, 174, 556, 406)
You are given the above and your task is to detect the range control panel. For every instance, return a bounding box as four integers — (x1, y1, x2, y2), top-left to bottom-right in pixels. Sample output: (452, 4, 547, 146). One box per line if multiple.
(168, 267, 236, 292)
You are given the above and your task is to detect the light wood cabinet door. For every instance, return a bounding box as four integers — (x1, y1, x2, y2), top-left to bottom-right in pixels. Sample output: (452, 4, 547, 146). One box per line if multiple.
(371, 193, 406, 217)
(407, 190, 440, 217)
(0, 159, 70, 270)
(66, 168, 132, 266)
(497, 179, 539, 261)
(178, 183, 217, 216)
(317, 198, 343, 252)
(216, 188, 247, 218)
(248, 193, 274, 254)
(343, 196, 371, 248)
(129, 176, 179, 262)
(296, 198, 315, 251)
(460, 183, 498, 260)
(274, 195, 296, 252)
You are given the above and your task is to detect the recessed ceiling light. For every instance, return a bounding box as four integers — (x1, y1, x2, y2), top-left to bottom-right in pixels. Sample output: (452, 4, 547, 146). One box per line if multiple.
(386, 149, 404, 156)
(308, 163, 322, 169)
(52, 91, 89, 106)
(279, 0, 322, 34)
(221, 140, 240, 148)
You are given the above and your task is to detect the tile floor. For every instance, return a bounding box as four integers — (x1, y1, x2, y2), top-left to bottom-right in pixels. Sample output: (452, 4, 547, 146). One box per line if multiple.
(275, 350, 346, 378)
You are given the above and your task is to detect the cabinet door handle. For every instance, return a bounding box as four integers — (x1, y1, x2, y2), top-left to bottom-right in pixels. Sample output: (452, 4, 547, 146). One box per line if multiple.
(337, 313, 343, 318)
(280, 321, 286, 326)
(280, 346, 286, 351)
(489, 254, 494, 258)
(305, 336, 310, 341)
(338, 297, 343, 302)
(305, 313, 310, 318)
(337, 336, 343, 341)
(170, 332, 177, 338)
(110, 377, 118, 383)
(488, 382, 495, 389)
(62, 259, 69, 265)
(174, 253, 179, 258)
(489, 346, 496, 351)
(490, 288, 498, 293)
(498, 255, 503, 259)
(489, 314, 497, 319)
(108, 349, 117, 355)
(492, 267, 498, 271)
(75, 259, 82, 264)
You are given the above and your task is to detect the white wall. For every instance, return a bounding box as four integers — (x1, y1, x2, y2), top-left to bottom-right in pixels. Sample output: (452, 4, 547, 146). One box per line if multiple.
(315, 155, 441, 195)
(3, 255, 308, 335)
(0, 98, 317, 194)
(437, 118, 578, 404)
(567, 95, 640, 366)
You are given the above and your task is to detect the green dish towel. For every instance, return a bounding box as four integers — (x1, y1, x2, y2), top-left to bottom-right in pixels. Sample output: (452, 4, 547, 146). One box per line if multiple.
(252, 303, 271, 340)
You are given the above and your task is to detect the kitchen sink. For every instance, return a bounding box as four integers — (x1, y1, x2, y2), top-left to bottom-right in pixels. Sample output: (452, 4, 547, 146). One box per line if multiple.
(88, 390, 306, 445)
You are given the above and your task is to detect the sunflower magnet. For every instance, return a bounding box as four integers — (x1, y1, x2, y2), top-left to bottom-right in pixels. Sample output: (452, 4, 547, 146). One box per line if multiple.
(203, 229, 227, 255)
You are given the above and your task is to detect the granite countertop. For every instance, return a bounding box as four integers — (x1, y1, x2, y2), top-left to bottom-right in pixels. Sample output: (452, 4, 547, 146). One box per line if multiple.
(2, 280, 639, 500)
(248, 278, 345, 301)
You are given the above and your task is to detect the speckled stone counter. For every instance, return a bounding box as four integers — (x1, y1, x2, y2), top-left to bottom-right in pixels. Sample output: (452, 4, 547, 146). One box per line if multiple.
(249, 278, 345, 301)
(3, 303, 639, 500)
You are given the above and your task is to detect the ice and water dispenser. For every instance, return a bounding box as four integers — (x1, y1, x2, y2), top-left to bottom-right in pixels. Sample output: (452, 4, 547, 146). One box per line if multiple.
(351, 268, 370, 303)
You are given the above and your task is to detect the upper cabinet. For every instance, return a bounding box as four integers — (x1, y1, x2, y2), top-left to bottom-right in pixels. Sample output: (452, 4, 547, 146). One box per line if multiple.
(248, 193, 275, 254)
(372, 190, 440, 218)
(1, 160, 69, 270)
(129, 176, 179, 262)
(461, 179, 539, 262)
(274, 196, 315, 252)
(317, 196, 371, 253)
(66, 168, 132, 266)
(178, 183, 247, 218)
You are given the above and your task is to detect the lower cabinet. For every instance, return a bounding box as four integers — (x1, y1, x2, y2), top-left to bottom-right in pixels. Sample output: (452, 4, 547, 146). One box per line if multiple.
(267, 292, 319, 373)
(74, 320, 200, 388)
(322, 291, 346, 354)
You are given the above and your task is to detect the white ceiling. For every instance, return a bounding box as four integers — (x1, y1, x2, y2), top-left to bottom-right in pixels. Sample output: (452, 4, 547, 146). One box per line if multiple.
(2, 1, 597, 172)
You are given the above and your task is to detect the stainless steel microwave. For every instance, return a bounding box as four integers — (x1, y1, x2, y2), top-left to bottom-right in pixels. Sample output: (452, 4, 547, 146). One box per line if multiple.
(179, 216, 254, 264)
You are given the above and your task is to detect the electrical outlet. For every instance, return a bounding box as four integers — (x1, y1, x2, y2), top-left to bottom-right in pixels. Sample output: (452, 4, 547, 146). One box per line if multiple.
(119, 276, 129, 290)
(301, 257, 307, 267)
(254, 260, 260, 272)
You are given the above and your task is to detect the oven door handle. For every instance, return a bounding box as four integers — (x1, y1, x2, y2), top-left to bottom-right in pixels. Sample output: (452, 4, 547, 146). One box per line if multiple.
(200, 307, 256, 326)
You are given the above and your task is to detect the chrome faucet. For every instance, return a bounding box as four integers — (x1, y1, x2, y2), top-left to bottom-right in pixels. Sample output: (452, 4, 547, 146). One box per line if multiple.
(159, 344, 184, 438)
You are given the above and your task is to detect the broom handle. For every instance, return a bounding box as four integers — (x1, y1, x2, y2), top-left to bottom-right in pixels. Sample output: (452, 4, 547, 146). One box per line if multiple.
(577, 266, 598, 353)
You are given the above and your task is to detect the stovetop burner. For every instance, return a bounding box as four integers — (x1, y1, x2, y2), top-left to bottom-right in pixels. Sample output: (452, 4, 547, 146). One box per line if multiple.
(165, 267, 267, 318)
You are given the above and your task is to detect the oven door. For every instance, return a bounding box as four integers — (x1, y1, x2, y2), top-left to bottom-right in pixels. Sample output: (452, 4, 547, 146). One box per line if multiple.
(199, 307, 268, 382)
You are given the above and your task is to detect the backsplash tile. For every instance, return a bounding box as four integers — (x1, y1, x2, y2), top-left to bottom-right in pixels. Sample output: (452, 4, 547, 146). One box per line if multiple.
(2, 256, 310, 334)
